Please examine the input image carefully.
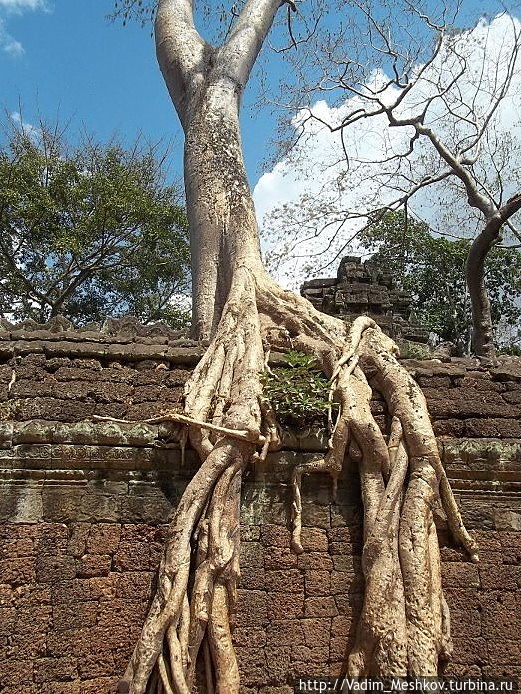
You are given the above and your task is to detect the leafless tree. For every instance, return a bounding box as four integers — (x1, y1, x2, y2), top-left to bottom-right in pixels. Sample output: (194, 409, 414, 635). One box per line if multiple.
(264, 4, 521, 358)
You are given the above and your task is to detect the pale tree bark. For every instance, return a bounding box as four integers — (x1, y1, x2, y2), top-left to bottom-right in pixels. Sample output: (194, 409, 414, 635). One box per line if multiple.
(156, 0, 279, 339)
(110, 2, 479, 692)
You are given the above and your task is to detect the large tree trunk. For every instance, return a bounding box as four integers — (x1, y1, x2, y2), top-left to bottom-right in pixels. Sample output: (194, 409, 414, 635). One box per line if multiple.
(184, 82, 265, 339)
(466, 221, 499, 360)
(113, 2, 479, 692)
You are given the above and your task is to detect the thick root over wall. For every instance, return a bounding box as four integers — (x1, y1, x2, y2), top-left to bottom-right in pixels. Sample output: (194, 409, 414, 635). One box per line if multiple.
(115, 269, 478, 694)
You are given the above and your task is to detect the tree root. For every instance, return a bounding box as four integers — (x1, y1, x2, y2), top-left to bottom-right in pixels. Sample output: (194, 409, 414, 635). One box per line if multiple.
(94, 413, 265, 445)
(283, 316, 477, 677)
(116, 275, 477, 692)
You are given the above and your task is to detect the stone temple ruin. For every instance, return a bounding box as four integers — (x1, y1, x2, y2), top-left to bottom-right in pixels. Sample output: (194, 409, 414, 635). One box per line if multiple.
(300, 255, 430, 344)
(0, 298, 520, 691)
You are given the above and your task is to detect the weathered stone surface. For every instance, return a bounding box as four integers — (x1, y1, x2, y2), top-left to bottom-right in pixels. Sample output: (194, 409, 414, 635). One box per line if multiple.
(300, 256, 430, 343)
(0, 330, 520, 691)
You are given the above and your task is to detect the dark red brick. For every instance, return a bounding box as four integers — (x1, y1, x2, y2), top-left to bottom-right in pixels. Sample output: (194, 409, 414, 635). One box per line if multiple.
(76, 554, 111, 578)
(87, 524, 120, 555)
(33, 657, 78, 683)
(268, 592, 304, 620)
(304, 596, 338, 618)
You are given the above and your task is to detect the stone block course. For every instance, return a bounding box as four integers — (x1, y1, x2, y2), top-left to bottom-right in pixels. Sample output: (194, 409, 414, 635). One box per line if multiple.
(304, 570, 330, 596)
(1, 510, 519, 692)
(479, 565, 521, 591)
(0, 338, 520, 691)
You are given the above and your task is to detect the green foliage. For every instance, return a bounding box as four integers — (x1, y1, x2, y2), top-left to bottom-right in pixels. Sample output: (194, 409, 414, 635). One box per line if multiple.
(261, 350, 334, 426)
(498, 344, 521, 357)
(0, 120, 191, 328)
(360, 211, 521, 355)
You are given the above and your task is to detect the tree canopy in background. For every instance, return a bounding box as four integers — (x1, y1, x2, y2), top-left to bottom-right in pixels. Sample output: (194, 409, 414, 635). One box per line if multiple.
(0, 120, 191, 328)
(361, 211, 521, 355)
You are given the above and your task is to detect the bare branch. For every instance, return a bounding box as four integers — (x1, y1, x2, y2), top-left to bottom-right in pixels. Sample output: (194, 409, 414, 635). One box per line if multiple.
(500, 192, 521, 224)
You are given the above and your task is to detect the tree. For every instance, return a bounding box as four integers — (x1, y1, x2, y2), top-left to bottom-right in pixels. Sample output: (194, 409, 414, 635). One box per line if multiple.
(0, 121, 191, 328)
(362, 211, 521, 355)
(110, 2, 478, 692)
(264, 7, 521, 359)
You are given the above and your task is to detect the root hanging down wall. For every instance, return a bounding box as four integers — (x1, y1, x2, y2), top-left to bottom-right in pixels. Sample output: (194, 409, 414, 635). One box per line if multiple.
(0, 326, 520, 692)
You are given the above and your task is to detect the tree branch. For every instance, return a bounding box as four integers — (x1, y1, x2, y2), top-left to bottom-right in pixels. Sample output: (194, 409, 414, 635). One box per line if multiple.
(0, 237, 51, 309)
(499, 192, 521, 224)
(216, 0, 283, 89)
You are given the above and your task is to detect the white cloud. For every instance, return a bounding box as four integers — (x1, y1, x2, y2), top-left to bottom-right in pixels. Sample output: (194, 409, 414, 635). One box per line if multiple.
(0, 0, 47, 13)
(10, 111, 41, 142)
(0, 0, 49, 56)
(253, 13, 521, 290)
(0, 19, 23, 54)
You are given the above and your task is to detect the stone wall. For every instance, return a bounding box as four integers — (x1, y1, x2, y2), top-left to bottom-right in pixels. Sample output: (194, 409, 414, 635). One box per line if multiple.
(300, 257, 430, 344)
(0, 326, 520, 693)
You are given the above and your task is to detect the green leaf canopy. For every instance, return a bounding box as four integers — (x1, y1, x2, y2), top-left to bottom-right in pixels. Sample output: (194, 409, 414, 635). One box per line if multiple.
(0, 122, 191, 328)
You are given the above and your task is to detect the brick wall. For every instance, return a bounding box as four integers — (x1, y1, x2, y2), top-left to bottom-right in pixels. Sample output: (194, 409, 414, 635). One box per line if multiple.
(0, 328, 520, 693)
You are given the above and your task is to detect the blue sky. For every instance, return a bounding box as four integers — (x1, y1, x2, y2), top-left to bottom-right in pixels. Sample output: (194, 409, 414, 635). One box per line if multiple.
(0, 0, 517, 224)
(0, 0, 280, 186)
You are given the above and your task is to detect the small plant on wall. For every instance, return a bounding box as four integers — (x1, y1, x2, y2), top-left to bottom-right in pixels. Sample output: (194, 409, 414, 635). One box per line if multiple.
(261, 350, 335, 427)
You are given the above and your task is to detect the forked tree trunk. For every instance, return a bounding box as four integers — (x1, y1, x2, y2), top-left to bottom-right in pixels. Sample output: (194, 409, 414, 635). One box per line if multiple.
(115, 2, 479, 692)
(155, 0, 279, 339)
(466, 193, 521, 360)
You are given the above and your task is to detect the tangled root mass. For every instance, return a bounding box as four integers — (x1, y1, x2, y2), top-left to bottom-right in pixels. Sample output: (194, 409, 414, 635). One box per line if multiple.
(113, 269, 478, 694)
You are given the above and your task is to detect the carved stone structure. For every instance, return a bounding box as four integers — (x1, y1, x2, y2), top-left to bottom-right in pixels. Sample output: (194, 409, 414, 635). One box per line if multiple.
(301, 255, 430, 343)
(0, 320, 520, 691)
